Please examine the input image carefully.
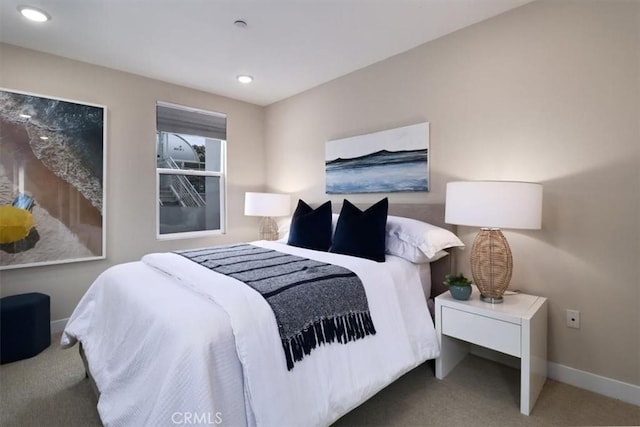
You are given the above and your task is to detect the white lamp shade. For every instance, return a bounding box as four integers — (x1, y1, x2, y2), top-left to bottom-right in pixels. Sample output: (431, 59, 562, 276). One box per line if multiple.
(445, 181, 542, 230)
(244, 192, 290, 217)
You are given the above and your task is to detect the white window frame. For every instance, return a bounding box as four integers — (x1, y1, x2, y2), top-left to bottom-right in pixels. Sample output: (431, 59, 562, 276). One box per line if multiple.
(155, 102, 227, 240)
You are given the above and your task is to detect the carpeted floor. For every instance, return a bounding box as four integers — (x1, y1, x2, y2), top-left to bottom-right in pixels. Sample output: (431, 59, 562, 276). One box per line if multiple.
(1, 333, 638, 426)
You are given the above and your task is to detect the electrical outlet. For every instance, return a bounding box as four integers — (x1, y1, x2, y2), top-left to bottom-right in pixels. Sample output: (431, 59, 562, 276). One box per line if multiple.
(566, 309, 580, 329)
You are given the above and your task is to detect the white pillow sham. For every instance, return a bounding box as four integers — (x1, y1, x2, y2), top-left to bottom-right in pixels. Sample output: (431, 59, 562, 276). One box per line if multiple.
(385, 215, 464, 263)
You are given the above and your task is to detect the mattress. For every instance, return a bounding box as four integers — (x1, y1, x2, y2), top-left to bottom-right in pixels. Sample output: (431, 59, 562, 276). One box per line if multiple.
(62, 241, 439, 426)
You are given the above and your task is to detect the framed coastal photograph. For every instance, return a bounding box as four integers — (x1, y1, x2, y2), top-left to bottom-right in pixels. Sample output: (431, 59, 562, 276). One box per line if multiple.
(0, 89, 106, 270)
(325, 122, 429, 194)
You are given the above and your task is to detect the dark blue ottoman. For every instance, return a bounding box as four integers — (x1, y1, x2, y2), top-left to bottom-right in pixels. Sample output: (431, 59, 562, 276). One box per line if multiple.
(1, 292, 51, 364)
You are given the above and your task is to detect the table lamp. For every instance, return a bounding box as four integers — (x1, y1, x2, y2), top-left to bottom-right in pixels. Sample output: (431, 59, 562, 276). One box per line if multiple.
(244, 192, 291, 241)
(445, 181, 543, 303)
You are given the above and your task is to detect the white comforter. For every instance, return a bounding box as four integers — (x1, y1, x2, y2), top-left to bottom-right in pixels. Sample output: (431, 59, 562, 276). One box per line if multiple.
(62, 241, 439, 427)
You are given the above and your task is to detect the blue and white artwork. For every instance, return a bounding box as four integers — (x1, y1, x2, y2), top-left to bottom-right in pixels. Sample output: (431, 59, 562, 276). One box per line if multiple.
(326, 122, 429, 194)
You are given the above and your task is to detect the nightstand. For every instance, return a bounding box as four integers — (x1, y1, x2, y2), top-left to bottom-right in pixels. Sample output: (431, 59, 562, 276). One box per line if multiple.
(435, 286, 548, 415)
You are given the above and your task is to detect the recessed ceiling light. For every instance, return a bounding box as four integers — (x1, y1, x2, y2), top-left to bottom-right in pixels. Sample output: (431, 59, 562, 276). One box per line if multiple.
(237, 75, 253, 84)
(17, 5, 51, 23)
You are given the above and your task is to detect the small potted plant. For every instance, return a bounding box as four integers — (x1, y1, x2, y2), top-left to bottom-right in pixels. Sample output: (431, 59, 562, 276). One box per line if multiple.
(443, 273, 472, 301)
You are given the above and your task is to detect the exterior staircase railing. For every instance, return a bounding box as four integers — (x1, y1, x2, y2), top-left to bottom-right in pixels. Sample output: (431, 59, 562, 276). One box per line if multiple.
(159, 157, 205, 208)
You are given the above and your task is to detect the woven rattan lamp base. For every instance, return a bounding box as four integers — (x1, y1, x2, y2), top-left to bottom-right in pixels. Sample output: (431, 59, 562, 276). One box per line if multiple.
(258, 216, 279, 241)
(470, 228, 513, 303)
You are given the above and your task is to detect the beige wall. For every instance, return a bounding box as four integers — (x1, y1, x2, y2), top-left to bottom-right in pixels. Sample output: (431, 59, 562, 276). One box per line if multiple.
(0, 43, 266, 320)
(265, 0, 640, 385)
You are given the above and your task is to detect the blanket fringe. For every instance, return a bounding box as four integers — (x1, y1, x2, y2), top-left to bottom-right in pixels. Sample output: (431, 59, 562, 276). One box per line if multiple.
(282, 312, 376, 370)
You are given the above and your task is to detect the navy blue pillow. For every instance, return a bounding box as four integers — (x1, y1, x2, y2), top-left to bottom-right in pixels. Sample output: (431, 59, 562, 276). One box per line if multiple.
(330, 198, 388, 262)
(287, 200, 332, 251)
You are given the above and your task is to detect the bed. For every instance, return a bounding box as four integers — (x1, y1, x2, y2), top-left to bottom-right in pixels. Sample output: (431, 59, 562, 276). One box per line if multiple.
(62, 203, 460, 427)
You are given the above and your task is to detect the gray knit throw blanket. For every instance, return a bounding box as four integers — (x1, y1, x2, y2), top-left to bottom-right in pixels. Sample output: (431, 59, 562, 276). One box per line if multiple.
(176, 244, 376, 370)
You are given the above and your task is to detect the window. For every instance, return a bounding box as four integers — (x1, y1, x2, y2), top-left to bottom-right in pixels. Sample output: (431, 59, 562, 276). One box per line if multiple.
(156, 102, 226, 238)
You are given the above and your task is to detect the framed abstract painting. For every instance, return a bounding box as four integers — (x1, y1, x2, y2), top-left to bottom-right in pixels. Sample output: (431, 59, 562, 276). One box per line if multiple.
(326, 122, 429, 194)
(0, 89, 106, 269)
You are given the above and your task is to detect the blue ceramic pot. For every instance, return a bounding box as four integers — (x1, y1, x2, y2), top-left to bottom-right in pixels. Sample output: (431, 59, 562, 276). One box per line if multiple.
(449, 285, 472, 301)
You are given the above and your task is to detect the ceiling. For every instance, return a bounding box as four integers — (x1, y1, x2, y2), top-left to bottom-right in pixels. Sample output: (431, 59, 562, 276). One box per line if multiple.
(1, 0, 532, 106)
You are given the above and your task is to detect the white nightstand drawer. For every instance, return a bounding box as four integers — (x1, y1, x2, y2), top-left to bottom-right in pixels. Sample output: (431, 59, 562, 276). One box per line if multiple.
(441, 306, 521, 357)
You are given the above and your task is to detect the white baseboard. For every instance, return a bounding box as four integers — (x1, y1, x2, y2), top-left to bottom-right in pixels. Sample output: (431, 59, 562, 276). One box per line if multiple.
(548, 362, 640, 407)
(50, 318, 68, 334)
(470, 346, 639, 407)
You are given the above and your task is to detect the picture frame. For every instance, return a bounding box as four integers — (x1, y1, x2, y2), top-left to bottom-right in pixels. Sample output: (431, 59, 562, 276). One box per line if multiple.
(0, 88, 107, 270)
(325, 122, 429, 194)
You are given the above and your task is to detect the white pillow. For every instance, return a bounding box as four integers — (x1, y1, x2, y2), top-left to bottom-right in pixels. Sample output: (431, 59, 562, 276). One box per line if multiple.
(385, 215, 464, 263)
(276, 217, 292, 241)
